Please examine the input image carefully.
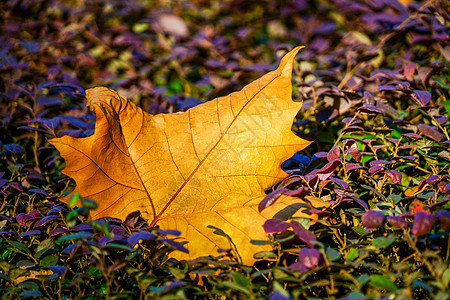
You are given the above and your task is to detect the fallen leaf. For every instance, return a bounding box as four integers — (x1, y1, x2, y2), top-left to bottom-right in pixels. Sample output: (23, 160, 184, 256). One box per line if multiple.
(50, 47, 315, 264)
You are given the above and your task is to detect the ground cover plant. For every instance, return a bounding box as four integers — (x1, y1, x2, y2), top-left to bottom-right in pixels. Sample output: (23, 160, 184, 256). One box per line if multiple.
(0, 0, 449, 299)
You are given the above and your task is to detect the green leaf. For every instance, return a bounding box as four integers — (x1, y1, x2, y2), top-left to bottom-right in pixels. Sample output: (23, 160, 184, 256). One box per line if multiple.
(433, 77, 450, 90)
(81, 198, 98, 210)
(167, 266, 185, 280)
(7, 240, 30, 254)
(442, 268, 450, 287)
(91, 220, 111, 238)
(16, 260, 35, 268)
(361, 184, 387, 201)
(68, 193, 81, 208)
(100, 243, 133, 252)
(325, 248, 341, 262)
(370, 274, 398, 291)
(387, 194, 401, 204)
(232, 272, 251, 288)
(361, 155, 373, 164)
(357, 274, 370, 286)
(372, 236, 396, 248)
(132, 23, 148, 33)
(220, 281, 250, 294)
(40, 255, 58, 267)
(352, 226, 366, 236)
(346, 248, 359, 261)
(35, 238, 55, 258)
(58, 232, 93, 242)
(253, 251, 277, 259)
(0, 273, 10, 283)
(65, 210, 79, 228)
(250, 240, 274, 246)
(291, 217, 311, 230)
(346, 291, 364, 298)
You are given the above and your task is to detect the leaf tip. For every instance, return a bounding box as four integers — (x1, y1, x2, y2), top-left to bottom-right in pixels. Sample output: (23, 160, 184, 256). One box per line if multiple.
(279, 46, 304, 78)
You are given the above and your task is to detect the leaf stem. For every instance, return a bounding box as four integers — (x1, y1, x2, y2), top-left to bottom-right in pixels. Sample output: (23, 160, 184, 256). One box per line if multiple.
(332, 111, 361, 149)
(403, 230, 445, 287)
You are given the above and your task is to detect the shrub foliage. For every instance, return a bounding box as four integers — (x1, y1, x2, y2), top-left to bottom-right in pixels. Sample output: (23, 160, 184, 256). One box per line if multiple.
(0, 0, 449, 299)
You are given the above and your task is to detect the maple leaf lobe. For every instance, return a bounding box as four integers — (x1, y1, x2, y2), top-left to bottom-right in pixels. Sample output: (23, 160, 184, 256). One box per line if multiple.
(50, 47, 314, 263)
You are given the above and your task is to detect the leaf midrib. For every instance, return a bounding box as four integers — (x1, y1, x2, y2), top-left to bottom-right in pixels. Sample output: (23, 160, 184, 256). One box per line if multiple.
(151, 68, 285, 226)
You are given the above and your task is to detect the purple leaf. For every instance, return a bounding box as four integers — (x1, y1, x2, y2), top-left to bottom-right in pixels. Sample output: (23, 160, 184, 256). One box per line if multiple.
(16, 213, 32, 226)
(342, 125, 364, 134)
(29, 188, 47, 195)
(386, 170, 402, 184)
(19, 230, 41, 237)
(343, 139, 356, 148)
(433, 115, 447, 125)
(361, 210, 386, 229)
(259, 188, 289, 212)
(290, 221, 316, 247)
(311, 152, 328, 159)
(403, 62, 416, 80)
(418, 124, 443, 142)
(426, 175, 440, 185)
(345, 163, 366, 172)
(327, 146, 341, 162)
(413, 90, 431, 106)
(358, 105, 385, 115)
(369, 160, 392, 166)
(435, 211, 450, 231)
(431, 199, 449, 210)
(42, 118, 60, 130)
(71, 223, 93, 231)
(349, 148, 362, 162)
(298, 247, 321, 269)
(0, 215, 13, 222)
(289, 261, 308, 273)
(330, 177, 349, 189)
(344, 196, 369, 210)
(47, 206, 64, 215)
(386, 216, 409, 230)
(269, 291, 290, 300)
(368, 165, 385, 174)
(437, 182, 448, 194)
(316, 159, 341, 181)
(109, 225, 126, 237)
(29, 210, 42, 218)
(8, 182, 23, 192)
(418, 175, 439, 191)
(342, 118, 362, 125)
(411, 212, 437, 236)
(124, 210, 141, 227)
(127, 231, 157, 247)
(34, 215, 60, 228)
(36, 95, 65, 107)
(49, 228, 69, 237)
(309, 209, 331, 217)
(161, 281, 186, 291)
(58, 116, 87, 130)
(0, 179, 7, 188)
(160, 238, 188, 253)
(303, 174, 319, 190)
(156, 229, 181, 236)
(284, 186, 310, 198)
(61, 243, 81, 255)
(392, 155, 416, 161)
(48, 265, 67, 277)
(263, 219, 290, 234)
(2, 144, 25, 156)
(290, 154, 311, 166)
(402, 133, 421, 139)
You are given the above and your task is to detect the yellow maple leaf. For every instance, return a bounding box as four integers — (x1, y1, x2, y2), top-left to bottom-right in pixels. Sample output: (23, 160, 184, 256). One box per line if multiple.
(50, 47, 323, 264)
